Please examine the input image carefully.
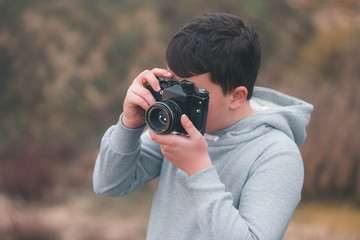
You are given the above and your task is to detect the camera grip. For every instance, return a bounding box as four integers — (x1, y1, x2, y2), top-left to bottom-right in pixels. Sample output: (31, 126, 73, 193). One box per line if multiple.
(189, 107, 208, 135)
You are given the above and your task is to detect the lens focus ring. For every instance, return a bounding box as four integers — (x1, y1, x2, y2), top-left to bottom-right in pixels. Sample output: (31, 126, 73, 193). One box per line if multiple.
(145, 100, 182, 134)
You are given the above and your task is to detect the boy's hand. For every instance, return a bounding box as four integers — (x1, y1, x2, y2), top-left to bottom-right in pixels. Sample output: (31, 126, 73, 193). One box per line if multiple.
(122, 68, 172, 129)
(149, 114, 213, 176)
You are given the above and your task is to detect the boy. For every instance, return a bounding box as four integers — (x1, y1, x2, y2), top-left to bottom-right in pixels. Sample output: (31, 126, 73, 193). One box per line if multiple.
(93, 13, 313, 239)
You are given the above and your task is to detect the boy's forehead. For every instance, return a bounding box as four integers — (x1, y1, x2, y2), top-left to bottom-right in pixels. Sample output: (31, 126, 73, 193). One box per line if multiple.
(166, 67, 179, 79)
(170, 75, 182, 82)
(166, 68, 186, 82)
(170, 73, 195, 84)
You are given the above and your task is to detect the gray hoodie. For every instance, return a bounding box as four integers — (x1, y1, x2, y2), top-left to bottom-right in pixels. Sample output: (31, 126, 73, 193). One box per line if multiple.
(93, 86, 313, 240)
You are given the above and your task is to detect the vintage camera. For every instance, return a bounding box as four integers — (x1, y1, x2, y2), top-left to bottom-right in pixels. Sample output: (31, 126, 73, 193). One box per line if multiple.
(145, 76, 209, 135)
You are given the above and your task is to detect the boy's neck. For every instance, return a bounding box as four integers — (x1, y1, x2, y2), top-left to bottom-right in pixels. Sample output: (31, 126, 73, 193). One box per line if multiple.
(228, 100, 256, 126)
(239, 100, 256, 120)
(210, 100, 255, 133)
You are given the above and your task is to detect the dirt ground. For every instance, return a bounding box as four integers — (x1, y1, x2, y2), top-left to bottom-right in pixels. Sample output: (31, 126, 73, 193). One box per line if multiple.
(0, 190, 359, 240)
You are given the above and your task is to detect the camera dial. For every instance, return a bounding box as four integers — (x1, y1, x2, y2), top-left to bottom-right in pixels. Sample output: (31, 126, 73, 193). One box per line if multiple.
(195, 88, 208, 97)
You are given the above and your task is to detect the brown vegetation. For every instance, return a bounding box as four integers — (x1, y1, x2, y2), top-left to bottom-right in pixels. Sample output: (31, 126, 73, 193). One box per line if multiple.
(277, 8, 360, 201)
(0, 213, 60, 240)
(0, 0, 359, 239)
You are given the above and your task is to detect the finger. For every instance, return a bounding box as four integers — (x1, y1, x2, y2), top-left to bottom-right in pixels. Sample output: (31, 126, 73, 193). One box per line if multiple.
(128, 91, 151, 111)
(149, 130, 169, 145)
(181, 114, 202, 139)
(151, 68, 173, 78)
(131, 85, 156, 108)
(134, 70, 159, 93)
(143, 70, 161, 92)
(141, 69, 172, 93)
(149, 130, 182, 146)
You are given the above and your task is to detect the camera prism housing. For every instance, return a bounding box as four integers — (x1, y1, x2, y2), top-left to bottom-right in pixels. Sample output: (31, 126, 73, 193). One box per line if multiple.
(145, 76, 209, 135)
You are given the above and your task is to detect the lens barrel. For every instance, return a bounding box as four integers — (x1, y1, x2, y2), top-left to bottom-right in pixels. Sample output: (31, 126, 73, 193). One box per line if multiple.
(145, 100, 182, 134)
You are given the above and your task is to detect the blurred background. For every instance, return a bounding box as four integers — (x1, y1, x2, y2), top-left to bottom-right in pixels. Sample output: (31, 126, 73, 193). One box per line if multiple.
(0, 0, 359, 239)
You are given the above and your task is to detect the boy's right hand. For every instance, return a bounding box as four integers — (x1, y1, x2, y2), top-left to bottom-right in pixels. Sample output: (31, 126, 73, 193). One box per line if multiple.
(122, 68, 172, 129)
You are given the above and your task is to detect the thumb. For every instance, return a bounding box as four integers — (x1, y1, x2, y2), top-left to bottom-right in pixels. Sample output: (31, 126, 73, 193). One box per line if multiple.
(181, 114, 201, 138)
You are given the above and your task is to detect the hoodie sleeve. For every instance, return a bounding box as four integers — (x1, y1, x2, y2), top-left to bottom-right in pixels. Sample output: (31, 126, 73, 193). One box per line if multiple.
(187, 143, 304, 240)
(93, 113, 163, 196)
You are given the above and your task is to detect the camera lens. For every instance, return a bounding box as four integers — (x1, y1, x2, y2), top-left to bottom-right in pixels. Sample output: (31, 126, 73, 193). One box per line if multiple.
(157, 110, 168, 125)
(145, 100, 182, 134)
(150, 109, 168, 130)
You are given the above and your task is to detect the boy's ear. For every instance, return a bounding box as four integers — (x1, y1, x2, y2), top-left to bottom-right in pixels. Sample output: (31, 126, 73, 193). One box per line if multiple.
(229, 86, 248, 109)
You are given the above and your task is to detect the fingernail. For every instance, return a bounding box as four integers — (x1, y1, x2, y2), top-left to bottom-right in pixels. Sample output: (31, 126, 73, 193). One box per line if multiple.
(182, 114, 188, 121)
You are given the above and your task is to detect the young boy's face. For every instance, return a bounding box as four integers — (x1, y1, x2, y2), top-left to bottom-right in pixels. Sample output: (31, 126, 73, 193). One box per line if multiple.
(168, 70, 232, 133)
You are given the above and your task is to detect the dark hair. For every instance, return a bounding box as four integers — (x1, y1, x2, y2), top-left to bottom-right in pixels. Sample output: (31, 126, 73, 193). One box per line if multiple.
(166, 13, 261, 99)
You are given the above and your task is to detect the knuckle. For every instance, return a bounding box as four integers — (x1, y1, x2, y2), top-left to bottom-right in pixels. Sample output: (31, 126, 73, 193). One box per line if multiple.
(168, 141, 178, 149)
(149, 132, 157, 141)
(136, 70, 150, 82)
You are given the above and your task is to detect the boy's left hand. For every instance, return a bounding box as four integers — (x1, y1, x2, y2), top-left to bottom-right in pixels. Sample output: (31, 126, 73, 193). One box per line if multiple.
(149, 114, 212, 176)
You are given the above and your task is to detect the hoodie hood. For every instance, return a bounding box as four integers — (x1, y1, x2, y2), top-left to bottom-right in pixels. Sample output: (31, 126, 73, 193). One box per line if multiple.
(205, 86, 313, 147)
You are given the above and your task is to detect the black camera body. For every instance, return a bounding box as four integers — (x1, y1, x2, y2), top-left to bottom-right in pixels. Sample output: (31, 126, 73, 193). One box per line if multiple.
(145, 76, 209, 135)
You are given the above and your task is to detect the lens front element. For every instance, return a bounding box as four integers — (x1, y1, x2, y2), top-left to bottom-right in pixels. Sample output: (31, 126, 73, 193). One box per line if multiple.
(149, 107, 169, 132)
(145, 100, 182, 134)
